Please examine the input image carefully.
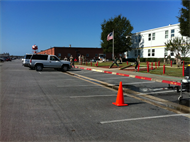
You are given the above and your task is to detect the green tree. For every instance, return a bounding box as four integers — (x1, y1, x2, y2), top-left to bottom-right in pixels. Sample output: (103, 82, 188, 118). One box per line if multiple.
(101, 15, 133, 55)
(178, 0, 190, 37)
(165, 37, 190, 57)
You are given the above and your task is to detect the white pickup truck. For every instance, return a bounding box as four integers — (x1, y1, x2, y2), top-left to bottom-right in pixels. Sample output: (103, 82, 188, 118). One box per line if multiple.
(29, 54, 72, 71)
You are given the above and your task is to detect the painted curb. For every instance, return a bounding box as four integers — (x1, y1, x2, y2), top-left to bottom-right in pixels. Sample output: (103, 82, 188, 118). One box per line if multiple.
(74, 66, 181, 86)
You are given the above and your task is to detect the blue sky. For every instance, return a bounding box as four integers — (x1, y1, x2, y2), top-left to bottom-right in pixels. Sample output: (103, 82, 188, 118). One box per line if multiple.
(1, 0, 182, 56)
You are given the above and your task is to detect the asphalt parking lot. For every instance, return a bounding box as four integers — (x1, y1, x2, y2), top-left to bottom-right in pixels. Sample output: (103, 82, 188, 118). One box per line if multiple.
(68, 68, 190, 108)
(1, 60, 190, 141)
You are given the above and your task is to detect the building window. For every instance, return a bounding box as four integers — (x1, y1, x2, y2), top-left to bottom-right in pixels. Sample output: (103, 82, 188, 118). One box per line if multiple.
(95, 54, 98, 57)
(148, 34, 151, 41)
(130, 38, 133, 43)
(135, 36, 138, 43)
(148, 49, 151, 56)
(86, 53, 89, 57)
(187, 37, 190, 42)
(152, 49, 155, 56)
(164, 48, 168, 56)
(58, 53, 61, 57)
(68, 53, 71, 57)
(138, 35, 141, 42)
(171, 29, 175, 38)
(165, 30, 168, 38)
(170, 51, 174, 56)
(138, 50, 140, 56)
(152, 33, 155, 40)
(135, 50, 137, 57)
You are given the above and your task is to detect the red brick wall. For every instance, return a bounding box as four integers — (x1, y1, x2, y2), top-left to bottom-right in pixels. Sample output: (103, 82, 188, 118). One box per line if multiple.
(37, 47, 114, 60)
(38, 48, 55, 55)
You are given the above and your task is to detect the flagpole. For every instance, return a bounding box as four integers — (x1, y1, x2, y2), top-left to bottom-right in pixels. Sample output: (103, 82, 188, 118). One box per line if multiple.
(112, 29, 114, 60)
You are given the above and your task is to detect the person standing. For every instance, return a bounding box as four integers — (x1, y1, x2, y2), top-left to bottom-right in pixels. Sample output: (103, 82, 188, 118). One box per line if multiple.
(177, 53, 181, 68)
(78, 55, 81, 64)
(119, 56, 122, 64)
(167, 54, 171, 64)
(164, 55, 166, 64)
(137, 55, 140, 64)
(70, 55, 73, 67)
(64, 56, 67, 61)
(82, 55, 84, 64)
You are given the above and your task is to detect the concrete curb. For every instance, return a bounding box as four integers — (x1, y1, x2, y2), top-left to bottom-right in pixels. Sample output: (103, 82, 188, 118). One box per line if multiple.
(74, 66, 181, 86)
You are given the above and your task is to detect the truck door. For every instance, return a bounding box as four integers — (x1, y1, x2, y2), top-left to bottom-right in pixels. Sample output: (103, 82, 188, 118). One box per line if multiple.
(49, 56, 62, 68)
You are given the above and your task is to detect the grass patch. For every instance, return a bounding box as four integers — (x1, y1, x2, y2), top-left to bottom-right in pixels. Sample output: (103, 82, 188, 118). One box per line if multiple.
(139, 67, 184, 77)
(75, 61, 186, 78)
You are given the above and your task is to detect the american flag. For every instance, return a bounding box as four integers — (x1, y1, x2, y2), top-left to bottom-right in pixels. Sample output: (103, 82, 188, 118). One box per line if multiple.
(107, 32, 113, 41)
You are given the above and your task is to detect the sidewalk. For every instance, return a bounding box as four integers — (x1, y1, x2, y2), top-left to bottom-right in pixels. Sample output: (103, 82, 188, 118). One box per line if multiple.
(74, 65, 183, 86)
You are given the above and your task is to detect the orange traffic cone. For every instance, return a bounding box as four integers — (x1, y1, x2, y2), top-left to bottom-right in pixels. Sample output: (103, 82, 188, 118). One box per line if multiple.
(112, 82, 128, 106)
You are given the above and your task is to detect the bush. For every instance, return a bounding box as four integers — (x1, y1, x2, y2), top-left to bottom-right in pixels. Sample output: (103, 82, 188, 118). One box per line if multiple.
(181, 57, 190, 62)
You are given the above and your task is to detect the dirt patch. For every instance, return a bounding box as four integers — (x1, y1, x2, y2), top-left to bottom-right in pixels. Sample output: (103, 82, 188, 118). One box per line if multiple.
(100, 66, 123, 68)
(99, 66, 148, 72)
(123, 68, 147, 71)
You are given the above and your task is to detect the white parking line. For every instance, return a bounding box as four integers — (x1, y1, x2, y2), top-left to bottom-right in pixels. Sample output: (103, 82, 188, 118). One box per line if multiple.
(99, 77, 128, 80)
(100, 114, 189, 124)
(137, 90, 176, 95)
(122, 81, 155, 85)
(77, 71, 97, 74)
(70, 94, 116, 98)
(147, 90, 177, 94)
(57, 85, 97, 87)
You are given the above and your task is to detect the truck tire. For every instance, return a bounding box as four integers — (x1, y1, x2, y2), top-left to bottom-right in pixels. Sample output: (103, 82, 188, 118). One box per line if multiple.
(36, 64, 43, 71)
(62, 65, 68, 72)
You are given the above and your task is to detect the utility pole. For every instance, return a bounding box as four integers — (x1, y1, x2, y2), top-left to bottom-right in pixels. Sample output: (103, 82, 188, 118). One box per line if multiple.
(112, 29, 114, 60)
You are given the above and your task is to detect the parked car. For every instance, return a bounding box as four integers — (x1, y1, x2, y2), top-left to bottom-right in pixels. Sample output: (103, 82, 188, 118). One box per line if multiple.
(178, 64, 190, 101)
(90, 59, 96, 62)
(99, 57, 106, 62)
(29, 54, 72, 71)
(22, 54, 32, 67)
(6, 58, 11, 61)
(0, 58, 5, 62)
(182, 64, 190, 92)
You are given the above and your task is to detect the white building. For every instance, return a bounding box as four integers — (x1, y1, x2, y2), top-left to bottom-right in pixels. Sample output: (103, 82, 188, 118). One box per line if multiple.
(125, 23, 189, 59)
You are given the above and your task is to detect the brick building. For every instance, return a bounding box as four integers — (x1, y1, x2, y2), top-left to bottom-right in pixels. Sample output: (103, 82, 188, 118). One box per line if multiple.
(37, 47, 112, 61)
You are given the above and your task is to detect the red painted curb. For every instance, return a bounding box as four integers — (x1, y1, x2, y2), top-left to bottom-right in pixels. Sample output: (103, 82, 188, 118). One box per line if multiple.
(162, 80, 181, 86)
(135, 76, 152, 81)
(116, 73, 130, 77)
(104, 71, 112, 74)
(86, 68, 92, 70)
